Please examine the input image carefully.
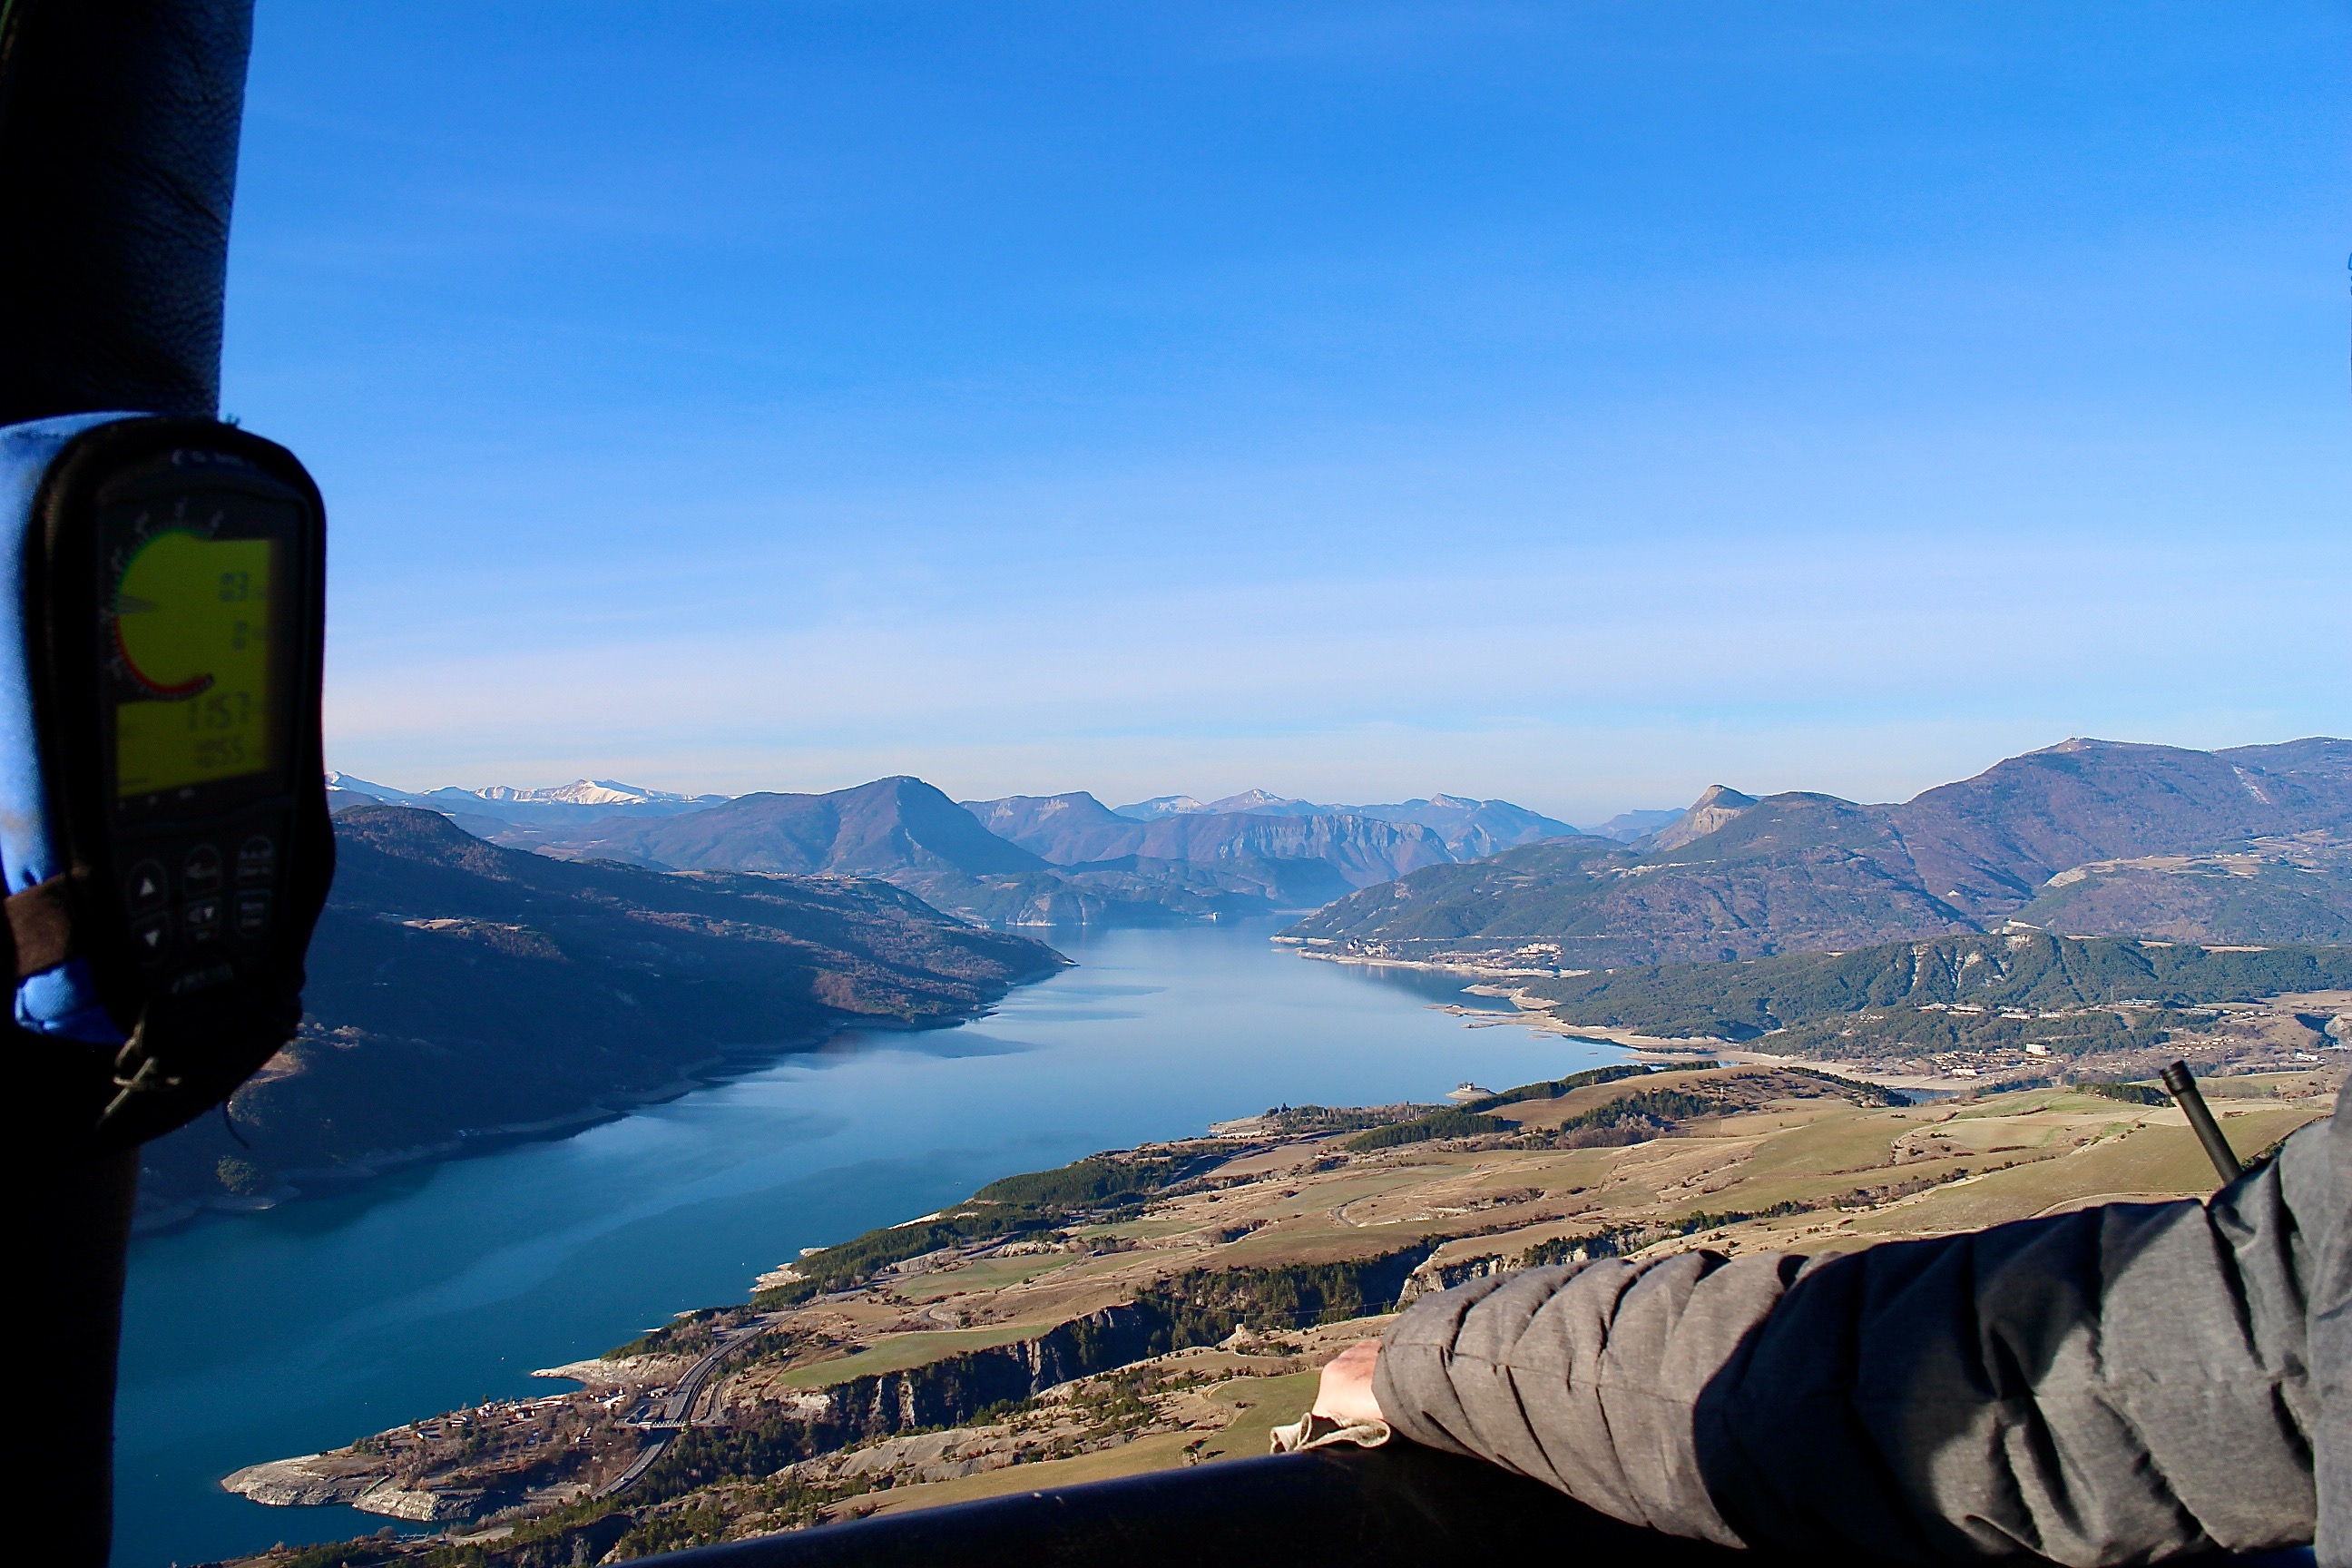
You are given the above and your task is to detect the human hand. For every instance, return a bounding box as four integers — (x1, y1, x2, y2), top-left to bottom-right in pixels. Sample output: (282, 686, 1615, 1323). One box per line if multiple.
(1309, 1338, 1386, 1426)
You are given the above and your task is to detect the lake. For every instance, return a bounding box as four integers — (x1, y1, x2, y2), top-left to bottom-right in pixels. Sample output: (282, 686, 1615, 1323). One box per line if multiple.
(113, 920, 1622, 1566)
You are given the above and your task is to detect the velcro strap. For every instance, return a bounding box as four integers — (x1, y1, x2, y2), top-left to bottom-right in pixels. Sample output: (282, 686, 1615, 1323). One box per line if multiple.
(4, 874, 76, 977)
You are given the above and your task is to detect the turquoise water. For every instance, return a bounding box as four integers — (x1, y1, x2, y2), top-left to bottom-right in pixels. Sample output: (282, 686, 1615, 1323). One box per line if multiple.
(114, 922, 1619, 1566)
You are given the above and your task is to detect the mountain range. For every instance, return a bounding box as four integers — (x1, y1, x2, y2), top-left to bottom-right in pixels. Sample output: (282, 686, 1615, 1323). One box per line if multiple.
(1281, 737, 2352, 965)
(327, 739, 2352, 953)
(450, 778, 1240, 925)
(416, 779, 1593, 923)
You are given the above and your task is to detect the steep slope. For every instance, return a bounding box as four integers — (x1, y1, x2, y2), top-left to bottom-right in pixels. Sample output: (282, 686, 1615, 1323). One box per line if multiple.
(1890, 739, 2352, 924)
(1649, 785, 1758, 851)
(139, 807, 1064, 1217)
(1281, 738, 2352, 964)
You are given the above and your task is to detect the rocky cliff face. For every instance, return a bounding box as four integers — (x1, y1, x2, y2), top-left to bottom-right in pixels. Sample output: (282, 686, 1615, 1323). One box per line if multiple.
(962, 789, 1452, 887)
(1647, 784, 1759, 852)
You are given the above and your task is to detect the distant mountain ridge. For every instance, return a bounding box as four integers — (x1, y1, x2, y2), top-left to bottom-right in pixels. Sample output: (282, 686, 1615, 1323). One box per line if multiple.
(474, 778, 1596, 926)
(328, 772, 729, 828)
(472, 778, 1262, 926)
(339, 765, 1612, 922)
(1282, 737, 2352, 964)
(1107, 788, 1583, 856)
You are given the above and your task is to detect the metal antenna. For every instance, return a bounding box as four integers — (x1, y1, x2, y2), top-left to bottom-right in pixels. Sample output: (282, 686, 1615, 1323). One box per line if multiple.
(2160, 1061, 2242, 1184)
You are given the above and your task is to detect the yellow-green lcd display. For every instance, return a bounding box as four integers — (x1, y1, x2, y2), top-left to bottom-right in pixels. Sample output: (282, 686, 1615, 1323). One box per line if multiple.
(112, 530, 275, 797)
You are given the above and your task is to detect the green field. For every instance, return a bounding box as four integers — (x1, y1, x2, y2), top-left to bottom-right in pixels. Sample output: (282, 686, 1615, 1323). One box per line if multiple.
(772, 1324, 1046, 1389)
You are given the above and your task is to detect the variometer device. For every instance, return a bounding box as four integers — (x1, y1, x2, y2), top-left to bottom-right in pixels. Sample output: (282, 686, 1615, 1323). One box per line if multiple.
(0, 414, 331, 1152)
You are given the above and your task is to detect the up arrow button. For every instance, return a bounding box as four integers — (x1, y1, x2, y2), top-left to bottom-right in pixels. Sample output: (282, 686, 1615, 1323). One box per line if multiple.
(127, 859, 169, 912)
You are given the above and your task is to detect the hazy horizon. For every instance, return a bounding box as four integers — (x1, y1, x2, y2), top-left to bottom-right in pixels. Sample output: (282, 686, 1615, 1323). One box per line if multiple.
(326, 727, 2347, 828)
(234, 5, 2347, 825)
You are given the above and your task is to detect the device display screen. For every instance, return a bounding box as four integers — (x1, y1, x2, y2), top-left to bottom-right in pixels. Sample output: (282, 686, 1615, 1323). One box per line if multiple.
(109, 529, 278, 798)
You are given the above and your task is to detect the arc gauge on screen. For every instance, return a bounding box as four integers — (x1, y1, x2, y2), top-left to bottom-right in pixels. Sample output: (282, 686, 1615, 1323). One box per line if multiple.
(108, 521, 277, 799)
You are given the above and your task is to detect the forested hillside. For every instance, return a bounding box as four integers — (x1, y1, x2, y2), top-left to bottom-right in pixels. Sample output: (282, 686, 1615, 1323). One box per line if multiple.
(1513, 932, 2352, 1062)
(138, 807, 1063, 1220)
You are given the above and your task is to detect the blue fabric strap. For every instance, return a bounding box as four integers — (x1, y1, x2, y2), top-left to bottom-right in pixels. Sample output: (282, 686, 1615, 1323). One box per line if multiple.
(0, 414, 146, 1042)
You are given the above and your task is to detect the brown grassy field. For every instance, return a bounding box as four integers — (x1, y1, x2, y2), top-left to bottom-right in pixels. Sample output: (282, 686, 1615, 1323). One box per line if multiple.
(230, 1060, 2337, 1566)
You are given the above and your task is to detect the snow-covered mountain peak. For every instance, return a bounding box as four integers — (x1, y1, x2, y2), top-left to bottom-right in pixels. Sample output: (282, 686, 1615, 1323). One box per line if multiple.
(1112, 794, 1208, 820)
(1202, 789, 1316, 815)
(473, 779, 687, 805)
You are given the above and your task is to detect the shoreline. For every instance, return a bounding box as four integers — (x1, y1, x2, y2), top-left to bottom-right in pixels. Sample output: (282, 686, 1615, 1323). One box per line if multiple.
(132, 1007, 1021, 1237)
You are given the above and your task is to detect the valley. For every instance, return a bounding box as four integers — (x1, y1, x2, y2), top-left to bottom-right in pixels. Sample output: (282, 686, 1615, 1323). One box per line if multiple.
(150, 734, 2352, 1561)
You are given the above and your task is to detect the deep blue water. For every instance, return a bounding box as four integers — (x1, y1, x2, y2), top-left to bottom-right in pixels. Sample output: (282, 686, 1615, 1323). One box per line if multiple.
(114, 921, 1619, 1566)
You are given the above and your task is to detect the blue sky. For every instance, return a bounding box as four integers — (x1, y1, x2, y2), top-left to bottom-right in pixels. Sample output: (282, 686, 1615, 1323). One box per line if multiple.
(228, 2, 2348, 823)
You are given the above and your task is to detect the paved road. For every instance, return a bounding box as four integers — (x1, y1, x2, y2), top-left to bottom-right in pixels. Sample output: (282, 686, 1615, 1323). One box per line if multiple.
(597, 1318, 773, 1499)
(662, 1319, 771, 1424)
(594, 1431, 673, 1499)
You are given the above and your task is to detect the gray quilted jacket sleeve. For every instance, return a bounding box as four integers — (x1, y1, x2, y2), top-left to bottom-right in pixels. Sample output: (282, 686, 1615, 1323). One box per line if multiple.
(1373, 1083, 2348, 1565)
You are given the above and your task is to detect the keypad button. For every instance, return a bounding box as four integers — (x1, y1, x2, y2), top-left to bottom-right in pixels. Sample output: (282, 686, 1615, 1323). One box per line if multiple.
(126, 860, 169, 912)
(182, 896, 223, 942)
(237, 835, 276, 883)
(233, 890, 272, 939)
(131, 911, 171, 957)
(169, 963, 235, 997)
(182, 844, 222, 894)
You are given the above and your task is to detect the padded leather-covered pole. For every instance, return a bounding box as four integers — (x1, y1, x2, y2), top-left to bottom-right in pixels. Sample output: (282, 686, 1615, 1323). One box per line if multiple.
(0, 5, 258, 1561)
(24, 1146, 138, 1565)
(0, 0, 256, 423)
